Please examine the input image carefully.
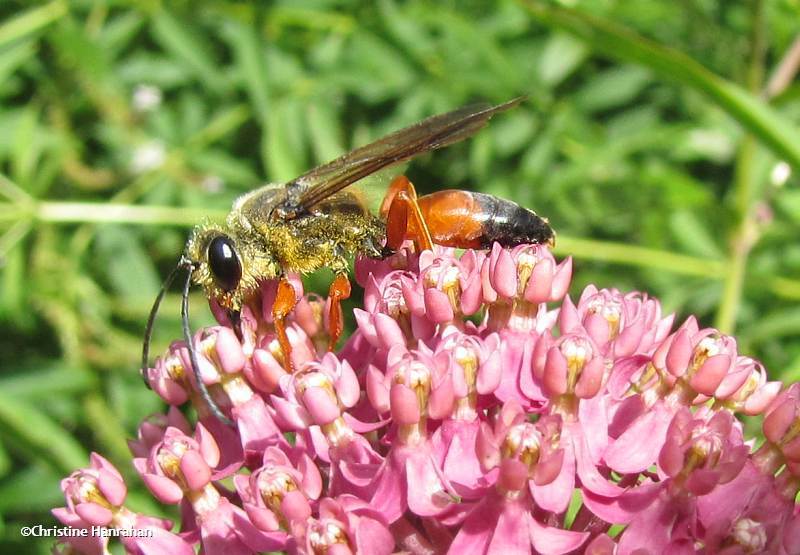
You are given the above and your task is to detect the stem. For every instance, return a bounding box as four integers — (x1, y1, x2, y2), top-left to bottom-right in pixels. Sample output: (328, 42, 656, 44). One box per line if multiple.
(715, 0, 765, 333)
(765, 34, 800, 99)
(27, 201, 226, 227)
(554, 236, 725, 278)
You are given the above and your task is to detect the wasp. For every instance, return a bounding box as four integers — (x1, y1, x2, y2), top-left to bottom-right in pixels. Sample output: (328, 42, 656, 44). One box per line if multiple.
(142, 97, 554, 424)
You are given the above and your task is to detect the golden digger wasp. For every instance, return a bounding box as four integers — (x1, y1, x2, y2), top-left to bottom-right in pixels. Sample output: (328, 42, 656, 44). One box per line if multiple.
(142, 97, 554, 423)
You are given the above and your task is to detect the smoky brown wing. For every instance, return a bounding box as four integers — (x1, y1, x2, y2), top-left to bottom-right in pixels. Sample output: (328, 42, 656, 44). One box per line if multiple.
(278, 97, 525, 218)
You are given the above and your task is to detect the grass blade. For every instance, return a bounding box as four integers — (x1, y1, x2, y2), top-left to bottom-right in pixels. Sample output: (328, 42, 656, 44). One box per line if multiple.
(522, 1, 800, 169)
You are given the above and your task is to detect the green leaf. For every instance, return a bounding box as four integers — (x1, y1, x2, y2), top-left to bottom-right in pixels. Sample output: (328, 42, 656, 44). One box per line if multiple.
(94, 225, 161, 302)
(0, 363, 94, 400)
(98, 11, 145, 57)
(575, 65, 651, 112)
(221, 20, 271, 125)
(776, 189, 800, 224)
(306, 102, 345, 164)
(523, 1, 800, 170)
(668, 210, 723, 258)
(0, 464, 63, 514)
(263, 98, 308, 181)
(151, 11, 226, 94)
(0, 40, 35, 92)
(538, 32, 588, 87)
(0, 0, 67, 49)
(739, 306, 800, 345)
(0, 392, 87, 474)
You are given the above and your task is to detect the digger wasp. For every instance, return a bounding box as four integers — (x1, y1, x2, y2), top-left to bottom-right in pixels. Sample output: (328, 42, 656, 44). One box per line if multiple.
(142, 97, 554, 423)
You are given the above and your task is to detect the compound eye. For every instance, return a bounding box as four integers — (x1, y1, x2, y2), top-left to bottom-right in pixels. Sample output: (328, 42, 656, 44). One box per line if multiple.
(207, 235, 241, 291)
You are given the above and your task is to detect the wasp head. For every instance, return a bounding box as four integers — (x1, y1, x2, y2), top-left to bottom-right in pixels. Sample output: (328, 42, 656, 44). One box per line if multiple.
(184, 223, 280, 311)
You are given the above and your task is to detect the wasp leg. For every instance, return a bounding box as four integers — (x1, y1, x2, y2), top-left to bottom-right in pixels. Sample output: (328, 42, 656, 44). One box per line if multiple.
(327, 273, 351, 351)
(382, 175, 434, 251)
(273, 278, 298, 372)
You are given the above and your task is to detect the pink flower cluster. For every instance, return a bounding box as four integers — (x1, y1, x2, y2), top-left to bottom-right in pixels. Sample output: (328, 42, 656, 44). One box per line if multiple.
(54, 244, 800, 554)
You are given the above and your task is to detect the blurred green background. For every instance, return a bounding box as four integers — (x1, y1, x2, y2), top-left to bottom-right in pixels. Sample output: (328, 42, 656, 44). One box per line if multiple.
(1, 0, 799, 552)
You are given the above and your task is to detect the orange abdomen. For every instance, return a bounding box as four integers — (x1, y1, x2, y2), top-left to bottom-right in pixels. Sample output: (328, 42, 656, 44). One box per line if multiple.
(417, 190, 554, 249)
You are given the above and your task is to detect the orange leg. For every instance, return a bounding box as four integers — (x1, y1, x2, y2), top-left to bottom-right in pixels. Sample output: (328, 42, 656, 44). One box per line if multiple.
(273, 278, 298, 371)
(327, 273, 351, 351)
(382, 176, 434, 251)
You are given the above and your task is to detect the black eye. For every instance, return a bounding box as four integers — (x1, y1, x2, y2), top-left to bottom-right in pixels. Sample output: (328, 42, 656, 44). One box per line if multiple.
(207, 236, 241, 291)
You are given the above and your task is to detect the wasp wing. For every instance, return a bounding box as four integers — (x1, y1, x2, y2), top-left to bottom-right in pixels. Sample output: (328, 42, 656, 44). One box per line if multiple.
(275, 97, 525, 219)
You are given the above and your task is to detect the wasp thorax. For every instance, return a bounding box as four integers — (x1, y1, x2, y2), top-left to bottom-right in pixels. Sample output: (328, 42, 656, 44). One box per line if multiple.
(207, 235, 242, 292)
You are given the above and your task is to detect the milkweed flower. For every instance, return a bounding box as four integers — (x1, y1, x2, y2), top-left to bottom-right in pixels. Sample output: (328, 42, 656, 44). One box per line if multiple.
(55, 243, 800, 554)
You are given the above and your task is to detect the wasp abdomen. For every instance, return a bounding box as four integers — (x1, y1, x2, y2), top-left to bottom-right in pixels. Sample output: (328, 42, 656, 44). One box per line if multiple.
(417, 190, 554, 249)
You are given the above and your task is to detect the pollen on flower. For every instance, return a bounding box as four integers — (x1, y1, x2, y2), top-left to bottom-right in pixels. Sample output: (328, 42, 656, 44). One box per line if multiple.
(73, 474, 108, 507)
(297, 371, 334, 394)
(157, 442, 188, 479)
(256, 469, 297, 511)
(308, 520, 349, 552)
(514, 247, 539, 294)
(164, 353, 185, 381)
(731, 517, 767, 552)
(687, 431, 723, 468)
(562, 336, 592, 367)
(381, 279, 408, 318)
(587, 295, 622, 334)
(503, 423, 541, 468)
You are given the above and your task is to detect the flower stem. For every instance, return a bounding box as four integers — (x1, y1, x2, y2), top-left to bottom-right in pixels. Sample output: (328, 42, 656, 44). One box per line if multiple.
(716, 0, 766, 333)
(554, 236, 725, 278)
(0, 200, 227, 227)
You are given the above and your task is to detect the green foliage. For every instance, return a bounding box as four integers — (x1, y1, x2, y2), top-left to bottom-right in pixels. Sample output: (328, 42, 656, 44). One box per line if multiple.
(0, 0, 799, 551)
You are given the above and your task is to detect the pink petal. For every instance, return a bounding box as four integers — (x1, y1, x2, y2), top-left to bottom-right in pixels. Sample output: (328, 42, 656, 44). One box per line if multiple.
(689, 354, 731, 395)
(75, 502, 113, 527)
(270, 395, 312, 430)
(487, 498, 531, 555)
(302, 387, 341, 425)
(250, 349, 286, 394)
(196, 423, 221, 468)
(428, 375, 455, 420)
(543, 347, 568, 397)
(533, 443, 575, 513)
(375, 312, 407, 350)
(354, 516, 393, 555)
(142, 473, 184, 504)
(613, 320, 645, 357)
(366, 365, 390, 414)
(390, 383, 420, 425)
(280, 490, 312, 523)
(744, 381, 781, 415)
(490, 246, 518, 299)
(575, 357, 604, 399)
(571, 427, 622, 498)
(550, 258, 572, 301)
(353, 309, 379, 347)
(215, 328, 246, 374)
(424, 287, 455, 323)
(460, 273, 483, 315)
(605, 404, 671, 473)
(524, 257, 554, 304)
(96, 469, 127, 507)
(405, 452, 455, 517)
(477, 346, 502, 395)
(527, 512, 589, 555)
(334, 362, 360, 408)
(557, 296, 580, 334)
(665, 330, 692, 376)
(180, 450, 211, 491)
(243, 503, 280, 532)
(584, 313, 610, 348)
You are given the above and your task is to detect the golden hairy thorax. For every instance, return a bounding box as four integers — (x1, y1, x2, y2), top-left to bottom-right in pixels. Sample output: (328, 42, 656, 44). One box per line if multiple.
(184, 184, 386, 310)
